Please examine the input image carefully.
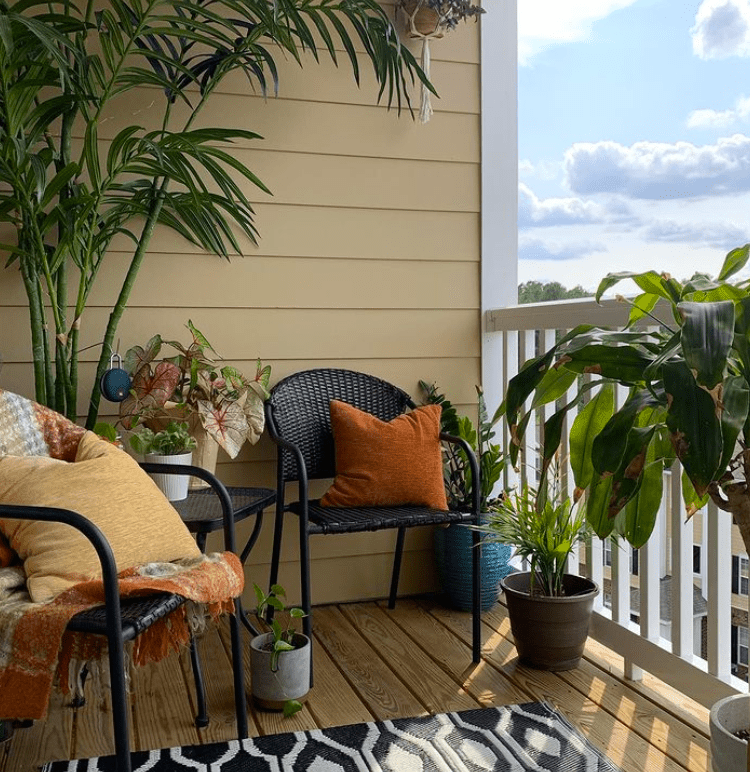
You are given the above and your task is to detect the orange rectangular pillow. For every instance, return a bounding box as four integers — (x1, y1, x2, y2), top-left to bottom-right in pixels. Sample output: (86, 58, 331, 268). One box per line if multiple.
(320, 401, 448, 510)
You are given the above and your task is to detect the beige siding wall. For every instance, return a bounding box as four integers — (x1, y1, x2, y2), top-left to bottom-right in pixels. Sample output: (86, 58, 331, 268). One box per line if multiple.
(0, 9, 482, 607)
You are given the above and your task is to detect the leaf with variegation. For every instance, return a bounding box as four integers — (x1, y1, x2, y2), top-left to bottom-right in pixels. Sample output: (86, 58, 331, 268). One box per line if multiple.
(196, 398, 247, 458)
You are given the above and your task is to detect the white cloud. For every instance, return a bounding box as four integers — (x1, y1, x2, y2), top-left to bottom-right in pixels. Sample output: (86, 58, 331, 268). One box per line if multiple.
(564, 134, 750, 199)
(687, 95, 750, 128)
(519, 0, 639, 65)
(691, 0, 750, 59)
(643, 219, 749, 249)
(518, 183, 608, 227)
(518, 236, 607, 262)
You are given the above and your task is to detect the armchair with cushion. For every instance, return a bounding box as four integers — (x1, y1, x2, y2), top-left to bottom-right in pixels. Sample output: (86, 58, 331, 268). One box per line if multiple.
(264, 368, 482, 676)
(0, 389, 247, 772)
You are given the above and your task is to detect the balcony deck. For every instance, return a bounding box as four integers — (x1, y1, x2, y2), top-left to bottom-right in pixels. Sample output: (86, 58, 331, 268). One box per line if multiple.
(2, 598, 710, 772)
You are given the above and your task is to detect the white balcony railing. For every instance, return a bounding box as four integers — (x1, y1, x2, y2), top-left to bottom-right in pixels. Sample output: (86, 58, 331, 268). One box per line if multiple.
(487, 298, 747, 708)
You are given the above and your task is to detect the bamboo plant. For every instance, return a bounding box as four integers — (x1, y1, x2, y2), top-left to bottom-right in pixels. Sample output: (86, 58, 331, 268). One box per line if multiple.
(0, 0, 430, 425)
(503, 244, 750, 558)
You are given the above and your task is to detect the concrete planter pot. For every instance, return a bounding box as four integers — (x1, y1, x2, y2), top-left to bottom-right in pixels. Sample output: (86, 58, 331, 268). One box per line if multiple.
(501, 572, 598, 671)
(250, 632, 311, 710)
(710, 694, 750, 771)
(144, 451, 192, 501)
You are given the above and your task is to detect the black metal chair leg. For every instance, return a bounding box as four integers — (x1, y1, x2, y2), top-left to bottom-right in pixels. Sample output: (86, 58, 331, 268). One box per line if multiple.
(388, 528, 406, 610)
(190, 636, 209, 729)
(266, 494, 285, 624)
(299, 520, 314, 688)
(107, 631, 132, 772)
(229, 604, 248, 738)
(472, 528, 481, 663)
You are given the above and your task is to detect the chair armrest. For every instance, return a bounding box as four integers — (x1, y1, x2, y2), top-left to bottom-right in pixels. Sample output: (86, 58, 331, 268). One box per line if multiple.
(439, 433, 481, 515)
(138, 463, 238, 554)
(0, 503, 124, 633)
(262, 431, 311, 505)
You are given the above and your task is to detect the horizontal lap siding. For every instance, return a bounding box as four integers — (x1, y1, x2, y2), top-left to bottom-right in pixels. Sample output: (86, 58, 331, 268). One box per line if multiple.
(0, 8, 481, 605)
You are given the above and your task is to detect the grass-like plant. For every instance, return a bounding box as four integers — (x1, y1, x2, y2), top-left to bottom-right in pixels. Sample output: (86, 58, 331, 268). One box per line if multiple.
(476, 462, 589, 597)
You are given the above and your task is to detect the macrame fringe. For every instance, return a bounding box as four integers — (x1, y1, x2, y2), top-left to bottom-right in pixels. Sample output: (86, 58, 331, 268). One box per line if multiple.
(419, 37, 433, 124)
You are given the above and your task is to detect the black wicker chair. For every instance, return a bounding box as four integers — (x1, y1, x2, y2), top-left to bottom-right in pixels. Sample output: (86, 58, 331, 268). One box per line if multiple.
(264, 368, 482, 675)
(0, 464, 247, 772)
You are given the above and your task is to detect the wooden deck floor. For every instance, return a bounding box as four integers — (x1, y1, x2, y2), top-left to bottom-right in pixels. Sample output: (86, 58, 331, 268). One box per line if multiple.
(0, 598, 711, 772)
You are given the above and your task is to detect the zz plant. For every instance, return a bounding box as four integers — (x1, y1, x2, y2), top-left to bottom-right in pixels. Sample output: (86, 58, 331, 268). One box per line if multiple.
(0, 0, 431, 426)
(504, 244, 750, 558)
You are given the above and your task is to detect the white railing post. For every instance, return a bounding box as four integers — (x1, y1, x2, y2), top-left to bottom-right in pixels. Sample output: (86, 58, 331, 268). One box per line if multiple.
(707, 501, 732, 682)
(671, 466, 694, 660)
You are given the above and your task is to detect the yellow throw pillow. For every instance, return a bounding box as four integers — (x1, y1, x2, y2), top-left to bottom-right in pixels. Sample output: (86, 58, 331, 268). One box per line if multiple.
(0, 432, 201, 603)
(320, 401, 448, 510)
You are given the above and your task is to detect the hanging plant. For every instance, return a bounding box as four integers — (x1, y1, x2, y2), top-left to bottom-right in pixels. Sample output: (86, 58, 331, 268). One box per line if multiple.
(398, 0, 485, 123)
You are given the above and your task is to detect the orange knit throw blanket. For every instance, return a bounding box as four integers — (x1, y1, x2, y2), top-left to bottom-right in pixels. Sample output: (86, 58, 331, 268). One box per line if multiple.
(0, 551, 243, 721)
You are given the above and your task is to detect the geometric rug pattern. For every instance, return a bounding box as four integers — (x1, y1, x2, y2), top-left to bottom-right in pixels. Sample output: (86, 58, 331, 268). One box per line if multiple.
(42, 702, 621, 771)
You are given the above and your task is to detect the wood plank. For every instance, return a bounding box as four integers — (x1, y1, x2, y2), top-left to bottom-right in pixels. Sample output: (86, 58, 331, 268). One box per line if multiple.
(429, 604, 689, 772)
(100, 93, 480, 160)
(312, 605, 426, 720)
(87, 255, 479, 311)
(4, 686, 72, 771)
(304, 635, 376, 728)
(129, 651, 200, 752)
(176, 627, 258, 744)
(70, 663, 117, 760)
(340, 602, 480, 713)
(384, 599, 533, 706)
(0, 308, 480, 367)
(482, 605, 710, 772)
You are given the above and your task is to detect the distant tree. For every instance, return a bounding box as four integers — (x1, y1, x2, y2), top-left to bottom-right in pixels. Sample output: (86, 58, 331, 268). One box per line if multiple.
(517, 281, 592, 304)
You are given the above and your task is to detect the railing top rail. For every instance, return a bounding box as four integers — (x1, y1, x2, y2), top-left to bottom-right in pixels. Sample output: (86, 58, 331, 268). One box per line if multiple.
(486, 296, 672, 333)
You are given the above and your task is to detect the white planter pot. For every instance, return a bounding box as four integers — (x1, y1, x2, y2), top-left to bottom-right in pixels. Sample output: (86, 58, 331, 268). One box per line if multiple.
(250, 632, 311, 710)
(144, 451, 192, 501)
(710, 694, 750, 772)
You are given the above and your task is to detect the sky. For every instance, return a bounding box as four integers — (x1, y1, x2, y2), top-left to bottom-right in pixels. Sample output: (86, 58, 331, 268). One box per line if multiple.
(518, 0, 750, 293)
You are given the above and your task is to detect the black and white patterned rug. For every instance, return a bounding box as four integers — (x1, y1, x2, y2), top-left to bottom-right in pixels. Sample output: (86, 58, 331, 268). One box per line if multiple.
(43, 702, 621, 771)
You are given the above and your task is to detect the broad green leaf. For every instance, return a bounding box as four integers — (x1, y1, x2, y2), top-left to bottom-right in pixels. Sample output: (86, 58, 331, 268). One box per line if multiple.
(586, 474, 616, 538)
(718, 374, 750, 474)
(718, 244, 750, 281)
(623, 459, 663, 548)
(678, 301, 734, 390)
(608, 426, 656, 516)
(663, 361, 723, 497)
(682, 469, 709, 517)
(596, 270, 678, 304)
(570, 384, 615, 492)
(561, 344, 651, 383)
(626, 292, 660, 328)
(530, 367, 577, 409)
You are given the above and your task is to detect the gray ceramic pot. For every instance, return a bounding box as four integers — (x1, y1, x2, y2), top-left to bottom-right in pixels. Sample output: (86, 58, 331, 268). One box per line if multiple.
(250, 632, 311, 710)
(710, 694, 750, 772)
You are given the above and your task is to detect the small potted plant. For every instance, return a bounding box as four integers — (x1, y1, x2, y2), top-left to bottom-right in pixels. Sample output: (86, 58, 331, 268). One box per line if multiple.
(421, 382, 513, 611)
(129, 421, 197, 501)
(250, 584, 310, 716)
(477, 461, 598, 671)
(119, 321, 271, 486)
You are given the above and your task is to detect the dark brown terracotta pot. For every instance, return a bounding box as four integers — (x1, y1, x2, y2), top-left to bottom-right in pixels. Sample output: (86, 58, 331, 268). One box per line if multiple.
(501, 572, 599, 671)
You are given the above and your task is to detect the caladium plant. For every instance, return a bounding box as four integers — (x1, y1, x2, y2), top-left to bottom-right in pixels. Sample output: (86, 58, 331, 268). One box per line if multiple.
(119, 321, 271, 458)
(504, 244, 750, 557)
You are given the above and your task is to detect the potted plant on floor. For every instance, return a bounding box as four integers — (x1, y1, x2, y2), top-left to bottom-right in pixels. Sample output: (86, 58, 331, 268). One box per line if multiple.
(498, 245, 750, 757)
(250, 584, 310, 717)
(421, 382, 513, 611)
(119, 321, 271, 487)
(129, 421, 197, 502)
(477, 460, 598, 670)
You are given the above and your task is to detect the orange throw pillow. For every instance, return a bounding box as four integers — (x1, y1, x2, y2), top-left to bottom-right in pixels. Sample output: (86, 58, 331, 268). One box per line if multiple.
(320, 401, 448, 510)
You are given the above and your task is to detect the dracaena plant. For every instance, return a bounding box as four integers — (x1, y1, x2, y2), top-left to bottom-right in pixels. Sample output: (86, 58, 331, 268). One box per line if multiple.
(119, 320, 271, 459)
(0, 0, 431, 427)
(503, 244, 750, 558)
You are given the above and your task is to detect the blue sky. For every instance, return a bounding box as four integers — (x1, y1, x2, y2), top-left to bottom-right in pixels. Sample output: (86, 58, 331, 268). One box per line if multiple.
(518, 0, 750, 292)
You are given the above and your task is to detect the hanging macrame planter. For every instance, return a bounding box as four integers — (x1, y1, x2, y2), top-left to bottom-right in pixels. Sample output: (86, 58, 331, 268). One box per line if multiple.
(399, 0, 445, 124)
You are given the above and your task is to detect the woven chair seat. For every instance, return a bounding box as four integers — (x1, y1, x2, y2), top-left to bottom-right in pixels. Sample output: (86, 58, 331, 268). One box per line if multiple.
(290, 500, 475, 534)
(67, 592, 187, 639)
